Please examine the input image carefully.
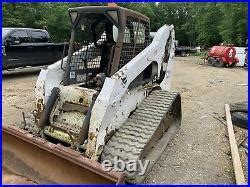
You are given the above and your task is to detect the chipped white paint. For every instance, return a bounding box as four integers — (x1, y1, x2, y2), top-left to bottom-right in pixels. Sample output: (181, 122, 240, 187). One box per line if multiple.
(86, 25, 176, 159)
(34, 24, 176, 160)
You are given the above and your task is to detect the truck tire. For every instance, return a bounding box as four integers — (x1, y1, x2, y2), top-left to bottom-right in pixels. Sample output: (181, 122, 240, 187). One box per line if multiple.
(230, 102, 248, 113)
(213, 58, 224, 67)
(229, 62, 236, 68)
(180, 51, 186, 57)
(231, 112, 248, 129)
(207, 57, 215, 66)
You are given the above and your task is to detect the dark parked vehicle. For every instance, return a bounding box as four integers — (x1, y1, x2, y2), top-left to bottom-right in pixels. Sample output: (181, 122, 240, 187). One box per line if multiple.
(174, 40, 196, 57)
(2, 28, 68, 70)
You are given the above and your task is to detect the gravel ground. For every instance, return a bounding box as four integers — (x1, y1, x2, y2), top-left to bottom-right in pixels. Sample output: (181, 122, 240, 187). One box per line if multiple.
(2, 56, 248, 184)
(145, 56, 248, 184)
(2, 68, 39, 126)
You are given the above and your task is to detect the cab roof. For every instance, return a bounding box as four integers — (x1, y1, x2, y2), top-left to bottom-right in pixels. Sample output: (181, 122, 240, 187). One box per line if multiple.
(68, 6, 150, 23)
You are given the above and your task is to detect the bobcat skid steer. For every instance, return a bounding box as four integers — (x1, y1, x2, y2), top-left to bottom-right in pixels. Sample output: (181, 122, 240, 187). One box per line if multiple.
(3, 5, 181, 184)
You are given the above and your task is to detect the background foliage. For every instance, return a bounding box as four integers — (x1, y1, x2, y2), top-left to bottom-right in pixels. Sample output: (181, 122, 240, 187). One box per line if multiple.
(2, 3, 248, 46)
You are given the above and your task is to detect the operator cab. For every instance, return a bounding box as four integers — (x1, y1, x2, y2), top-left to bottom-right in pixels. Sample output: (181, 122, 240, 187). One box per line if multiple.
(63, 6, 150, 87)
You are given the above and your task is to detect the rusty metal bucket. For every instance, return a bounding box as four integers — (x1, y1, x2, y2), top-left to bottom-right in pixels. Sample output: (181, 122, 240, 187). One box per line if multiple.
(2, 126, 125, 184)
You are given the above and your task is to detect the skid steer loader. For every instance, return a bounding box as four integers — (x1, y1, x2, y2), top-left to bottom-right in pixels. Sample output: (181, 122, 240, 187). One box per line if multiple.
(3, 5, 181, 184)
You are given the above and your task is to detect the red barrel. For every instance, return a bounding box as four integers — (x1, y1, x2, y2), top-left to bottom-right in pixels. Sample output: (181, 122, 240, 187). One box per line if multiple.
(208, 46, 237, 64)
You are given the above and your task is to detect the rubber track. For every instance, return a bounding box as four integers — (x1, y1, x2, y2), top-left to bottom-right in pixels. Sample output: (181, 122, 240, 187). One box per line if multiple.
(101, 90, 178, 183)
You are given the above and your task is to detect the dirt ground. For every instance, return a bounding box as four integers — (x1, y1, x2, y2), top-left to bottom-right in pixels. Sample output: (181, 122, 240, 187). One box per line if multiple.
(2, 56, 248, 184)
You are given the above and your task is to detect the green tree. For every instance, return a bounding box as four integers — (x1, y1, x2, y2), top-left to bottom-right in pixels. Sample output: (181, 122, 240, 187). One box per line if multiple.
(194, 3, 223, 46)
(2, 3, 248, 46)
(218, 3, 247, 46)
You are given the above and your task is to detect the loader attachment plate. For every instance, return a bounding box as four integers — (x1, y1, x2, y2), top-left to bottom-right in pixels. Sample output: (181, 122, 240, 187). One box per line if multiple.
(3, 126, 125, 184)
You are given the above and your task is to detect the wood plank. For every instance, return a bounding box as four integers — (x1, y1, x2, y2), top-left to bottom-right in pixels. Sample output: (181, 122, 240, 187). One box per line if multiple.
(225, 104, 246, 184)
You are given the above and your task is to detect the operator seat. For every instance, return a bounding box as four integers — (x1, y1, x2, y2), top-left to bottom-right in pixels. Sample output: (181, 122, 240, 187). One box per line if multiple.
(99, 22, 116, 76)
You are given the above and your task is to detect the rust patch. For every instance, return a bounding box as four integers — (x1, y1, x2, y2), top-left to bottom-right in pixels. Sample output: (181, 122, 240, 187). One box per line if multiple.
(89, 132, 96, 140)
(35, 99, 44, 120)
(3, 126, 126, 184)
